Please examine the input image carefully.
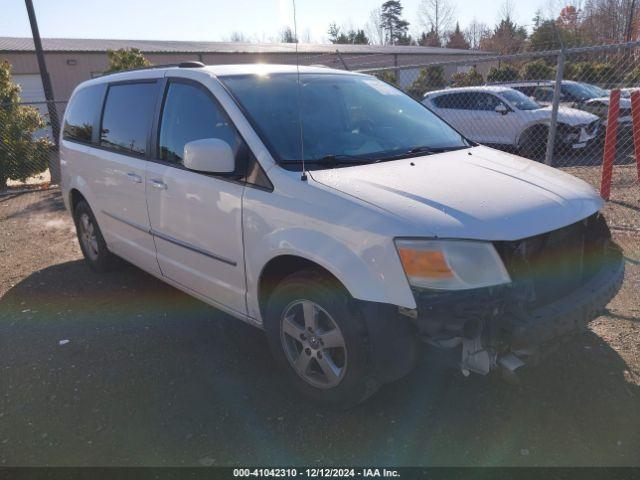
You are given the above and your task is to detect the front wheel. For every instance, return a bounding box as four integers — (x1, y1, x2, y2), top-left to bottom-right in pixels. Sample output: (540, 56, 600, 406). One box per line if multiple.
(264, 270, 379, 409)
(518, 125, 549, 161)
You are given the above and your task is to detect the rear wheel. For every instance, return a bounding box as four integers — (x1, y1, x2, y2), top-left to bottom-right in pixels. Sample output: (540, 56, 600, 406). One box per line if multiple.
(264, 270, 379, 409)
(73, 200, 119, 272)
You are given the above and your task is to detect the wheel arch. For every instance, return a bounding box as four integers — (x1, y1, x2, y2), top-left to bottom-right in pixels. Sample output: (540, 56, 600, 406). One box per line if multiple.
(517, 122, 549, 147)
(64, 173, 95, 215)
(69, 188, 87, 213)
(257, 254, 346, 320)
(248, 229, 416, 324)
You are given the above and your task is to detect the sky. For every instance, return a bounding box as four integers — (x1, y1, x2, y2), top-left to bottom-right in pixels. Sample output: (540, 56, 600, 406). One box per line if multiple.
(1, 0, 549, 44)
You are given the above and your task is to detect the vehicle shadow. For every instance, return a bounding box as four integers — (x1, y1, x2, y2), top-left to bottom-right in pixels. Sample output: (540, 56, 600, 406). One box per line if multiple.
(0, 260, 638, 467)
(2, 189, 66, 221)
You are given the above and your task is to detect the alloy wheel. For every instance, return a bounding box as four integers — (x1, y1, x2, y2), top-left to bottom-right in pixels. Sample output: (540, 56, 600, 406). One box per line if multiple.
(280, 299, 347, 389)
(79, 212, 99, 261)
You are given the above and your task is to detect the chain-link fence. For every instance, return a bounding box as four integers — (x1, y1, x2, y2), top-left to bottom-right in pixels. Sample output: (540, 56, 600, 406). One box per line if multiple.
(356, 41, 640, 258)
(0, 99, 65, 194)
(2, 44, 638, 256)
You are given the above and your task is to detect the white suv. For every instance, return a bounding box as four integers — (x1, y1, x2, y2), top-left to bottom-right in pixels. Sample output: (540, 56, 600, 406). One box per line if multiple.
(423, 86, 600, 159)
(61, 64, 623, 408)
(500, 80, 633, 132)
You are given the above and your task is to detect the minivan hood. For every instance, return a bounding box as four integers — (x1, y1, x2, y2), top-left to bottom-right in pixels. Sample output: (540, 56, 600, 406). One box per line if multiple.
(309, 146, 603, 241)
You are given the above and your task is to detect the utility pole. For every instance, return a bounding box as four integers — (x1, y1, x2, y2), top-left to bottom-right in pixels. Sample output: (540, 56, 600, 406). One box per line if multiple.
(546, 23, 566, 167)
(24, 0, 60, 183)
(626, 0, 637, 43)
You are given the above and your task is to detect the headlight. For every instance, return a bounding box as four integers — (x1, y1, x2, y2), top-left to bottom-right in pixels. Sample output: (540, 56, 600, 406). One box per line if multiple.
(395, 239, 511, 291)
(558, 124, 581, 142)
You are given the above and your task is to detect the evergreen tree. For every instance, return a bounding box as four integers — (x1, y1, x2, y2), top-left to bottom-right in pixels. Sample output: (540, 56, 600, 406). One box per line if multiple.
(450, 67, 484, 87)
(487, 64, 520, 82)
(419, 28, 441, 47)
(105, 48, 152, 73)
(446, 23, 471, 49)
(407, 66, 446, 98)
(480, 16, 527, 54)
(380, 1, 410, 45)
(0, 61, 52, 189)
(328, 23, 370, 44)
(521, 60, 555, 80)
(280, 27, 298, 43)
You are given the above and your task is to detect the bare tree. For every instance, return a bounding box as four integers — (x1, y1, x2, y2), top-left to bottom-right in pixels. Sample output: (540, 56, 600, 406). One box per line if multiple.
(418, 0, 456, 45)
(279, 26, 298, 43)
(228, 31, 250, 43)
(543, 0, 584, 19)
(300, 28, 312, 43)
(498, 0, 517, 21)
(581, 0, 632, 43)
(366, 7, 385, 45)
(464, 18, 490, 49)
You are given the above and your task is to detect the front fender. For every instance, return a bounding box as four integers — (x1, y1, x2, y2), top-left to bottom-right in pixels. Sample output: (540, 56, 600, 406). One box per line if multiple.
(245, 227, 416, 323)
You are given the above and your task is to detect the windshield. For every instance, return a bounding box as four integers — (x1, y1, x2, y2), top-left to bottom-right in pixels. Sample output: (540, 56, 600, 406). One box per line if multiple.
(562, 82, 598, 101)
(220, 73, 469, 166)
(581, 83, 609, 97)
(500, 89, 541, 110)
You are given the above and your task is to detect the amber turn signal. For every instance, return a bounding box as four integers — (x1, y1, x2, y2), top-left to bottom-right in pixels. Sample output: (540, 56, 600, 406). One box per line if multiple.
(397, 248, 453, 279)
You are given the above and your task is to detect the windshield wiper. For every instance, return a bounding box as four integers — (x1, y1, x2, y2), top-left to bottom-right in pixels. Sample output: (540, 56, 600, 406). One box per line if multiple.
(373, 145, 470, 163)
(316, 154, 372, 165)
(284, 154, 372, 166)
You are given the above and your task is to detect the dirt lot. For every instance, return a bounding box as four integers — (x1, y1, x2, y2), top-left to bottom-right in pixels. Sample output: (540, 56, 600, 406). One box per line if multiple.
(0, 179, 638, 467)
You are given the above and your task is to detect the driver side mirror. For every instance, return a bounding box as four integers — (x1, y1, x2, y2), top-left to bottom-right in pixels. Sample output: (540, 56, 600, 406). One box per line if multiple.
(183, 138, 235, 174)
(495, 104, 509, 115)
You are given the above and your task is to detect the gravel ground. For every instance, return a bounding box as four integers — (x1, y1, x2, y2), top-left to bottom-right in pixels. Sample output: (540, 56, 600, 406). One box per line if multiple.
(0, 185, 638, 467)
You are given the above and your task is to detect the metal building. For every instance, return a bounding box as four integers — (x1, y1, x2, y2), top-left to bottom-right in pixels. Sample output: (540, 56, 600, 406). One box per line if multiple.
(0, 37, 492, 102)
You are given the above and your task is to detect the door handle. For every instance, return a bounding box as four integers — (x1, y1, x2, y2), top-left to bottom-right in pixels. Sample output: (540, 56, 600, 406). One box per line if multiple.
(126, 172, 142, 184)
(150, 179, 168, 190)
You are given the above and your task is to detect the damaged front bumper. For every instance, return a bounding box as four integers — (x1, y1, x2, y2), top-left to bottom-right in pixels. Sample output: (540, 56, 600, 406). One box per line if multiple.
(408, 245, 625, 377)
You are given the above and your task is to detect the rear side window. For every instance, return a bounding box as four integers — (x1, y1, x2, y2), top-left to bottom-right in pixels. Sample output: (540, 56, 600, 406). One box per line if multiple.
(63, 85, 103, 143)
(534, 87, 555, 102)
(432, 94, 457, 109)
(514, 86, 535, 96)
(100, 82, 158, 156)
(158, 81, 244, 165)
(432, 93, 471, 109)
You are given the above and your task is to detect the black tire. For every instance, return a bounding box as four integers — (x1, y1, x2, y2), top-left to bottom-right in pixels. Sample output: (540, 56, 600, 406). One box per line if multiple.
(518, 125, 548, 161)
(264, 269, 379, 409)
(73, 200, 119, 272)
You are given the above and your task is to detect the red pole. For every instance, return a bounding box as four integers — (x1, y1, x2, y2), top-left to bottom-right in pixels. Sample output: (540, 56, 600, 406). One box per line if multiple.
(600, 89, 620, 200)
(631, 90, 640, 181)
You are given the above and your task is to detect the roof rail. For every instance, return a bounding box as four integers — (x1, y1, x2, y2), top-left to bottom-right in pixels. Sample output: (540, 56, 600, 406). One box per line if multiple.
(485, 80, 554, 86)
(179, 61, 205, 68)
(100, 61, 205, 77)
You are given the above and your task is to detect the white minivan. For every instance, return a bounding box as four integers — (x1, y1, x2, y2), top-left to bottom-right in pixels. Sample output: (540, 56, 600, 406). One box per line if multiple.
(61, 63, 624, 408)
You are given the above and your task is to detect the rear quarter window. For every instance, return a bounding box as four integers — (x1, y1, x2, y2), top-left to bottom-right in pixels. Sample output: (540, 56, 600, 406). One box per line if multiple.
(432, 93, 462, 109)
(63, 85, 104, 144)
(432, 93, 477, 110)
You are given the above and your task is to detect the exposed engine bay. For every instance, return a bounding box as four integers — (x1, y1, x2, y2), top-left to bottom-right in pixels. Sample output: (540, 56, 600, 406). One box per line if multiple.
(405, 213, 625, 378)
